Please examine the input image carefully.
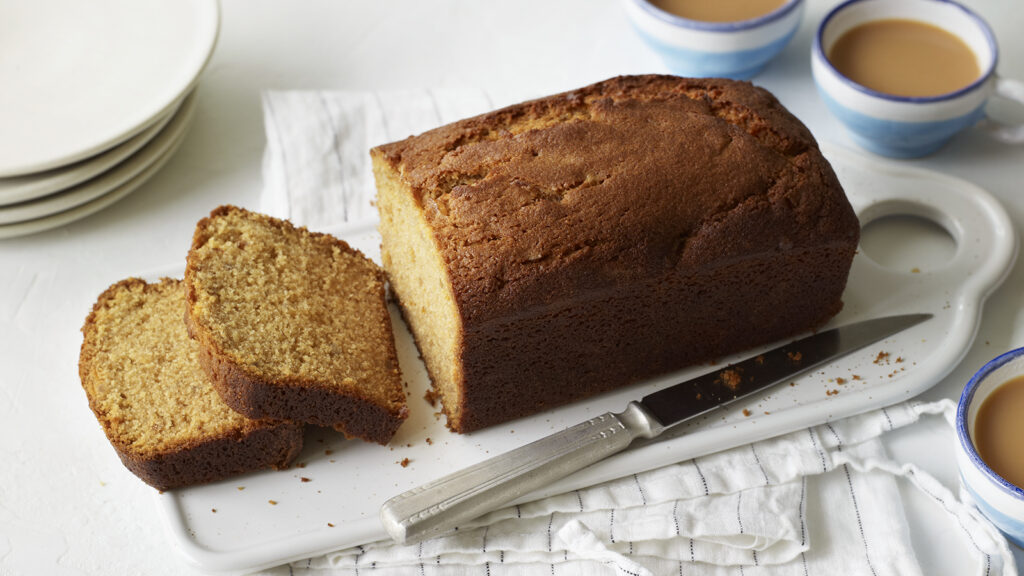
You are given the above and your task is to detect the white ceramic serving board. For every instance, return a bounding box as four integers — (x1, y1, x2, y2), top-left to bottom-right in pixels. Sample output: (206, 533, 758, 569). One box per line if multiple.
(154, 144, 1015, 573)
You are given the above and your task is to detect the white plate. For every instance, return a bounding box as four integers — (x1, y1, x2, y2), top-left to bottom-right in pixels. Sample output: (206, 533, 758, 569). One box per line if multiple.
(0, 98, 181, 206)
(152, 144, 1015, 573)
(0, 102, 193, 240)
(0, 0, 219, 177)
(0, 92, 197, 225)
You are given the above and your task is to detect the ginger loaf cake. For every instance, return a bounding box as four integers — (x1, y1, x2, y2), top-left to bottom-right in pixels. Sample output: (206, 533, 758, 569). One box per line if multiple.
(184, 206, 407, 444)
(372, 74, 860, 433)
(79, 278, 303, 491)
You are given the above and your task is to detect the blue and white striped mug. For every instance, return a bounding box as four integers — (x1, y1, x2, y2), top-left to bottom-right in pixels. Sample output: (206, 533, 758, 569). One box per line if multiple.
(956, 347, 1024, 548)
(812, 0, 1024, 158)
(624, 0, 804, 80)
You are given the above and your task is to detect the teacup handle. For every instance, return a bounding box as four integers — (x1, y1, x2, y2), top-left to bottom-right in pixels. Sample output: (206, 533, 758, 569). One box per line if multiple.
(985, 75, 1024, 144)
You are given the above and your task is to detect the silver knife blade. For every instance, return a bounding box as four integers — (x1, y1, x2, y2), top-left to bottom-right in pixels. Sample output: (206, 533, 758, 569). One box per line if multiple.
(381, 313, 932, 545)
(640, 312, 933, 427)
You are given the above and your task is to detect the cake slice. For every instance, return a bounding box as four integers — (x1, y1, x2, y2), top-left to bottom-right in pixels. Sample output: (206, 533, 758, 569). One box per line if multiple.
(184, 206, 407, 444)
(79, 278, 303, 491)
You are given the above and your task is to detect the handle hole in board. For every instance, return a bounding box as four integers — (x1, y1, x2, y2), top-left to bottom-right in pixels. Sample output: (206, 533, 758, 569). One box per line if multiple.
(858, 205, 958, 274)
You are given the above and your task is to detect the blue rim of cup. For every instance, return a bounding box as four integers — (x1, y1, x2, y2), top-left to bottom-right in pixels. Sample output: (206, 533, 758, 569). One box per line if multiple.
(956, 347, 1024, 499)
(631, 0, 802, 32)
(814, 0, 999, 104)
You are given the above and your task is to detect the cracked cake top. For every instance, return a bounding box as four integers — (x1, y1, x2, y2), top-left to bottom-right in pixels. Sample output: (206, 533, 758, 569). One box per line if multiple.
(372, 75, 858, 324)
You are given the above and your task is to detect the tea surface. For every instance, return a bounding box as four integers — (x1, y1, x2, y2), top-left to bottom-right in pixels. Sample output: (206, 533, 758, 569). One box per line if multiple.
(975, 375, 1024, 489)
(828, 19, 980, 98)
(650, 0, 786, 23)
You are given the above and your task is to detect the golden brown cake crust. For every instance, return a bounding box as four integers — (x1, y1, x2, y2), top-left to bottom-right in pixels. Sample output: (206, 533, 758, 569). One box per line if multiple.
(373, 75, 860, 433)
(184, 206, 408, 444)
(79, 278, 303, 491)
(185, 312, 407, 444)
(375, 75, 857, 324)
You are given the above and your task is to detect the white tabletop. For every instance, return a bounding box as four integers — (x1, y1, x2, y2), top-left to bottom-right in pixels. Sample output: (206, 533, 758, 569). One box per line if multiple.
(1, 1, 1022, 574)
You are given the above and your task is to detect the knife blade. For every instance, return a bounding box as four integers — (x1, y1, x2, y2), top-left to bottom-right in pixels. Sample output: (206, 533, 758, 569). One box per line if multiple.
(380, 313, 932, 545)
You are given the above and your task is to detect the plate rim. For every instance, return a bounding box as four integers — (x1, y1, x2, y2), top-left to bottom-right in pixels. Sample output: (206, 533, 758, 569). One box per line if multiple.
(0, 93, 198, 225)
(0, 98, 195, 239)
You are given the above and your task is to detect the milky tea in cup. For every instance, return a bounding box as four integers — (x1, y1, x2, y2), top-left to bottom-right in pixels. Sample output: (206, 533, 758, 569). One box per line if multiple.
(810, 0, 1024, 158)
(827, 18, 981, 98)
(973, 375, 1024, 490)
(648, 0, 786, 22)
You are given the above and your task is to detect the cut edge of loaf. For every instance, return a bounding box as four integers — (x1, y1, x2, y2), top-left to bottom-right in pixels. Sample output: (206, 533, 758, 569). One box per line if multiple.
(183, 205, 408, 445)
(372, 154, 467, 432)
(79, 278, 304, 491)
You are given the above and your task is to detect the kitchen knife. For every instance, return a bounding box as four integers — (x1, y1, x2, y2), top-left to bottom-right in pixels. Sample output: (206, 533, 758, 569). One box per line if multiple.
(381, 313, 932, 544)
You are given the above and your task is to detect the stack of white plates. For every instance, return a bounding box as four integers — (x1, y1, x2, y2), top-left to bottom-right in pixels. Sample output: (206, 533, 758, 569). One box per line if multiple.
(0, 0, 220, 239)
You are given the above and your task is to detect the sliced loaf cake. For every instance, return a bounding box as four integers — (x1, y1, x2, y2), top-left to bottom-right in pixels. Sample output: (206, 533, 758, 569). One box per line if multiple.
(184, 206, 407, 444)
(79, 278, 303, 491)
(372, 75, 859, 433)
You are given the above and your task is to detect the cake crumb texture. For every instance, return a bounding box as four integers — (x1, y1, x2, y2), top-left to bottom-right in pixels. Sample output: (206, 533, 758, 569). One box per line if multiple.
(185, 206, 407, 443)
(79, 278, 303, 490)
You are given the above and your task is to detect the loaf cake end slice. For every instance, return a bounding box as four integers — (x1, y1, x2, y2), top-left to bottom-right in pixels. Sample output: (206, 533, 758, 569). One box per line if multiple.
(79, 278, 303, 491)
(184, 206, 407, 444)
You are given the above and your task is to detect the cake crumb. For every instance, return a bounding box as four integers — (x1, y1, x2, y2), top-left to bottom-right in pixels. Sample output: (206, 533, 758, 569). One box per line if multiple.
(301, 477, 311, 483)
(237, 486, 245, 491)
(296, 462, 306, 469)
(895, 356, 904, 363)
(425, 437, 433, 445)
(325, 449, 333, 456)
(424, 389, 439, 407)
(827, 389, 840, 396)
(755, 355, 765, 365)
(211, 508, 217, 513)
(835, 377, 847, 385)
(873, 351, 890, 364)
(399, 458, 411, 468)
(742, 409, 752, 417)
(328, 523, 335, 528)
(787, 351, 802, 363)
(268, 500, 278, 506)
(719, 368, 742, 390)
(789, 382, 796, 387)
(852, 374, 862, 381)
(911, 267, 921, 273)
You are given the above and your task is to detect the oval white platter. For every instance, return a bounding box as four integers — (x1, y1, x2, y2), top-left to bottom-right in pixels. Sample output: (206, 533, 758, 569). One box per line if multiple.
(148, 144, 1015, 573)
(0, 0, 218, 177)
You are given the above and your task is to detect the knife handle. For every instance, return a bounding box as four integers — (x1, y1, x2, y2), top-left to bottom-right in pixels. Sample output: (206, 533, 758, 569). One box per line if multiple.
(380, 401, 663, 545)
